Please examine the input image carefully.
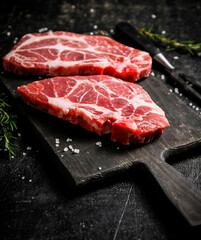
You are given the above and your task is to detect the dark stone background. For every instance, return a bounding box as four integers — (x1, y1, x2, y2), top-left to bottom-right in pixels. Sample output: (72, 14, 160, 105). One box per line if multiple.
(0, 0, 201, 239)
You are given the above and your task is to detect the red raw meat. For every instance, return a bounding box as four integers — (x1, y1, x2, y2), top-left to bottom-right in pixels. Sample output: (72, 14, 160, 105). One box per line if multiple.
(17, 75, 169, 145)
(3, 31, 152, 82)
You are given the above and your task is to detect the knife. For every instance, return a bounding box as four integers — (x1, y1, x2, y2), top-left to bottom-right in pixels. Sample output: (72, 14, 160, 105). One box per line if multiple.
(115, 22, 201, 104)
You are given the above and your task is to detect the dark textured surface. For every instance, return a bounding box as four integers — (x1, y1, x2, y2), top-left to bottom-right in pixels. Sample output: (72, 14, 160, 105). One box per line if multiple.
(1, 0, 201, 239)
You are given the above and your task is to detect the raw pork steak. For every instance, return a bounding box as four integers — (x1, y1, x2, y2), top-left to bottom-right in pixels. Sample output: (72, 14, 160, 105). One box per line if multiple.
(17, 75, 169, 145)
(3, 31, 152, 82)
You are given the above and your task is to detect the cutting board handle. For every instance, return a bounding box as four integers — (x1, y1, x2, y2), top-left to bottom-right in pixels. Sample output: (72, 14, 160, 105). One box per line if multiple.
(139, 155, 201, 226)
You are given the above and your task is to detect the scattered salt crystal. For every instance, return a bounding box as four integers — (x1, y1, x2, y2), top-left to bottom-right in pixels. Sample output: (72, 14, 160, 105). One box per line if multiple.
(55, 144, 59, 147)
(22, 176, 25, 180)
(196, 107, 199, 111)
(90, 8, 95, 13)
(63, 147, 68, 152)
(13, 37, 18, 44)
(29, 179, 32, 182)
(93, 25, 98, 29)
(7, 32, 11, 36)
(18, 133, 21, 137)
(189, 102, 193, 106)
(26, 146, 32, 151)
(174, 88, 179, 94)
(98, 167, 102, 170)
(23, 152, 26, 156)
(66, 138, 72, 142)
(151, 72, 155, 77)
(61, 154, 64, 157)
(161, 30, 166, 35)
(116, 147, 120, 150)
(38, 27, 48, 33)
(73, 149, 80, 154)
(89, 32, 94, 35)
(71, 5, 76, 9)
(96, 141, 102, 147)
(8, 25, 12, 29)
(179, 93, 183, 96)
(4, 148, 8, 151)
(151, 14, 156, 19)
(69, 145, 73, 150)
(173, 56, 179, 60)
(11, 155, 15, 159)
(161, 74, 165, 80)
(110, 29, 114, 34)
(55, 138, 60, 144)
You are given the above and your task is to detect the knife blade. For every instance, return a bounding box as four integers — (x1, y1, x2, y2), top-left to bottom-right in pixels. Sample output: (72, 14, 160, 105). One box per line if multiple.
(115, 22, 201, 104)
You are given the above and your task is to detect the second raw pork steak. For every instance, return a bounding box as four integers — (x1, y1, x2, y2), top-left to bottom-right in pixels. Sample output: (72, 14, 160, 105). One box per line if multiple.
(17, 75, 169, 145)
(3, 31, 152, 82)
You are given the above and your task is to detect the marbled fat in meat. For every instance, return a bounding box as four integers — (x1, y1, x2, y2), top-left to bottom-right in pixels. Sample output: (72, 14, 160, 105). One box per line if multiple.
(3, 31, 152, 82)
(17, 75, 169, 145)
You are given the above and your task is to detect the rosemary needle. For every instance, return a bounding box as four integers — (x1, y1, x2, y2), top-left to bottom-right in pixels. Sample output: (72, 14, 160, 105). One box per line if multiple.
(0, 93, 18, 158)
(138, 27, 201, 55)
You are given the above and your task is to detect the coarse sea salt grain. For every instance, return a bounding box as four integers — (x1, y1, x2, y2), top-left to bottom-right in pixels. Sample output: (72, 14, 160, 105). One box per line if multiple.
(151, 72, 155, 77)
(93, 25, 98, 29)
(26, 146, 32, 151)
(69, 145, 73, 150)
(63, 147, 68, 152)
(161, 74, 165, 80)
(173, 56, 179, 60)
(13, 37, 18, 44)
(38, 27, 48, 33)
(174, 88, 179, 94)
(161, 30, 166, 35)
(66, 138, 72, 142)
(96, 141, 102, 147)
(73, 149, 80, 154)
(151, 14, 156, 19)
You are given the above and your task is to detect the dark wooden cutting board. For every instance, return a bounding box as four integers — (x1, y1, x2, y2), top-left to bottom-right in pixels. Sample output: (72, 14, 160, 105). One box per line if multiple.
(1, 71, 201, 226)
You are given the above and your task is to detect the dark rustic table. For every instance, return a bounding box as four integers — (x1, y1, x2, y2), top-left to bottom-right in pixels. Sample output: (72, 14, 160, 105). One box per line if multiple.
(1, 0, 201, 239)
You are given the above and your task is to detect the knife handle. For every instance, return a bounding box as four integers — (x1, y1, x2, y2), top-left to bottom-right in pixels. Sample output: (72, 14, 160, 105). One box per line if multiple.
(116, 22, 160, 57)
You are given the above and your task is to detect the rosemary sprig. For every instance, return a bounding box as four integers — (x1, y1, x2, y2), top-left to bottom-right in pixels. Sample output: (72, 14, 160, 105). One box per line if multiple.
(138, 27, 201, 55)
(0, 93, 17, 158)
